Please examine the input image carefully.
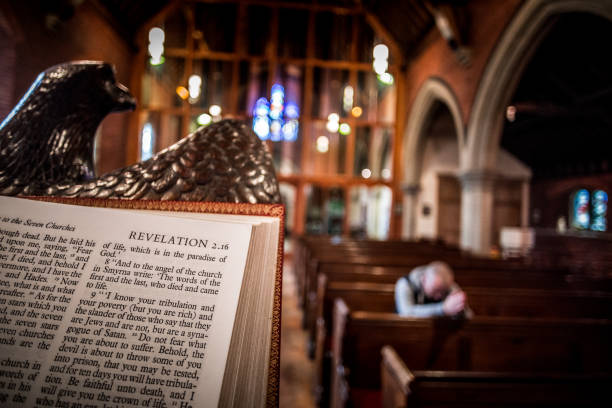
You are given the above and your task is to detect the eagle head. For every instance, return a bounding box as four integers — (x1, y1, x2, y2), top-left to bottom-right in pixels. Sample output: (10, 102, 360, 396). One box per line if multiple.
(0, 61, 136, 196)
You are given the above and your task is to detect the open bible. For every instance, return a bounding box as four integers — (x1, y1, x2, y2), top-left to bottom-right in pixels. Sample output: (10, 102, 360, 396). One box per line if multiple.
(0, 195, 284, 408)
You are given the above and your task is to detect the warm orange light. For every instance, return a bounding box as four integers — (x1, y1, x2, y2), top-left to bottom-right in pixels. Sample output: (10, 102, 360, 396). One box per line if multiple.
(351, 106, 363, 118)
(506, 105, 516, 122)
(176, 86, 189, 100)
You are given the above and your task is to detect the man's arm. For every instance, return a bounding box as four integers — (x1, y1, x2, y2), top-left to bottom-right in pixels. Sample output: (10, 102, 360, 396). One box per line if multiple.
(394, 277, 445, 318)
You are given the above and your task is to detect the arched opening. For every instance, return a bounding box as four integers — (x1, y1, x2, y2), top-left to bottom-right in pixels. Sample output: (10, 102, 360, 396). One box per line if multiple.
(414, 102, 461, 245)
(501, 12, 612, 235)
(401, 79, 464, 243)
(463, 0, 612, 254)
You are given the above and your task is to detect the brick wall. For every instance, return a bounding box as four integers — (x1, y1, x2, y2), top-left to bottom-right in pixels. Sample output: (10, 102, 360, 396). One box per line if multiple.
(404, 0, 522, 124)
(0, 36, 16, 122)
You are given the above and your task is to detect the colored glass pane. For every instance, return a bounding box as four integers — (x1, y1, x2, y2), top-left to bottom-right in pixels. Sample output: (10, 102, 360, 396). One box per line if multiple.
(572, 189, 590, 230)
(591, 190, 608, 231)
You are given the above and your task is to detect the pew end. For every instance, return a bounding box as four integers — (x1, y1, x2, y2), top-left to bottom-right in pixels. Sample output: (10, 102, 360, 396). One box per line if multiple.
(381, 345, 413, 408)
(330, 298, 350, 408)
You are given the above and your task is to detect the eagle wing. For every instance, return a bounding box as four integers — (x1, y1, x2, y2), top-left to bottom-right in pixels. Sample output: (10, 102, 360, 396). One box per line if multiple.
(48, 120, 280, 204)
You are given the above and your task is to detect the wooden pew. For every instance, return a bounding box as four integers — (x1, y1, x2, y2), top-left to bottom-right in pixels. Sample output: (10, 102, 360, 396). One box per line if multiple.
(296, 232, 612, 307)
(299, 242, 612, 333)
(314, 279, 612, 405)
(298, 235, 612, 406)
(381, 346, 612, 408)
(318, 264, 612, 290)
(306, 264, 612, 357)
(305, 261, 612, 336)
(529, 232, 612, 276)
(297, 243, 452, 309)
(320, 280, 612, 326)
(302, 249, 475, 345)
(330, 300, 612, 408)
(295, 235, 473, 312)
(296, 234, 612, 308)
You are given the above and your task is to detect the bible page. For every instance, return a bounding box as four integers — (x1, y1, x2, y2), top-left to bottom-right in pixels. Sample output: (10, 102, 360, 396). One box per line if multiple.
(0, 196, 252, 408)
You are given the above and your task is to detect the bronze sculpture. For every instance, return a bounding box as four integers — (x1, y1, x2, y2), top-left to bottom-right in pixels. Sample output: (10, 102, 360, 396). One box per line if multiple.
(0, 61, 280, 204)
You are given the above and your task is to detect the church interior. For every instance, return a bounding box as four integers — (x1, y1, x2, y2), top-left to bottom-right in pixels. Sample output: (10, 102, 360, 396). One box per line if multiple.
(1, 0, 612, 406)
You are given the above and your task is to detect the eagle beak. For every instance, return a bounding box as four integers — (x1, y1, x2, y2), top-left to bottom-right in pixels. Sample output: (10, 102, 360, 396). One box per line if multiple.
(110, 82, 137, 112)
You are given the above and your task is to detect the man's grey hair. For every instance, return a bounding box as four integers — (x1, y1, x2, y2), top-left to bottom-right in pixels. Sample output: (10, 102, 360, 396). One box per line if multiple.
(424, 261, 454, 286)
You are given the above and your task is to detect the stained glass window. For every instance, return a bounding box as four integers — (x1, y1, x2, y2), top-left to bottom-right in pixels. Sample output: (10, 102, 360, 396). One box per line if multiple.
(591, 190, 608, 232)
(252, 82, 301, 144)
(570, 189, 608, 232)
(137, 2, 399, 237)
(571, 189, 590, 230)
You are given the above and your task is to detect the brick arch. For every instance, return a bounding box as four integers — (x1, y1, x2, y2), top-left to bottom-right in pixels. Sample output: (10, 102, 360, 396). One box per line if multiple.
(457, 0, 612, 253)
(403, 77, 465, 185)
(401, 77, 464, 238)
(465, 0, 612, 174)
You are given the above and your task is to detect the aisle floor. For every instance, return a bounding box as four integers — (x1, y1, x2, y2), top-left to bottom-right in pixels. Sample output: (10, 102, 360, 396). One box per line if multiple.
(279, 259, 316, 407)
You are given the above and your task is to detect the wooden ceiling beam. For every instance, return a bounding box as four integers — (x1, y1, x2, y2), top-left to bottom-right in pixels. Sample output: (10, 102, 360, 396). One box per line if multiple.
(358, 6, 405, 66)
(190, 0, 357, 15)
(134, 0, 184, 46)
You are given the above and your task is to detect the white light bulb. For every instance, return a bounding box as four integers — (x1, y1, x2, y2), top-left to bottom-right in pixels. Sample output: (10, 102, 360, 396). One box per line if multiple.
(188, 75, 202, 100)
(150, 55, 163, 66)
(149, 27, 165, 44)
(209, 105, 222, 116)
(343, 85, 354, 98)
(189, 89, 201, 100)
(378, 72, 394, 85)
(189, 75, 202, 88)
(328, 113, 339, 123)
(326, 120, 339, 133)
(373, 44, 389, 60)
(148, 43, 163, 58)
(197, 113, 212, 126)
(316, 136, 329, 153)
(373, 59, 388, 75)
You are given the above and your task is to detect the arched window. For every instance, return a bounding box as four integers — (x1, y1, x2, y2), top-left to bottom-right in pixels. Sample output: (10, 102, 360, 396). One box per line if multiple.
(591, 190, 608, 231)
(136, 1, 401, 238)
(570, 189, 608, 231)
(571, 189, 590, 230)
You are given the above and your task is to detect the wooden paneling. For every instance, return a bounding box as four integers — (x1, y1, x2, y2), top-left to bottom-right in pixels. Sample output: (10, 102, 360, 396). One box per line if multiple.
(492, 179, 522, 246)
(438, 174, 461, 246)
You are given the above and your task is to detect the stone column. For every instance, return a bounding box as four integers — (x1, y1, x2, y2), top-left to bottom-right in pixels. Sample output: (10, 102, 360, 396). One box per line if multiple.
(459, 171, 496, 255)
(401, 183, 420, 240)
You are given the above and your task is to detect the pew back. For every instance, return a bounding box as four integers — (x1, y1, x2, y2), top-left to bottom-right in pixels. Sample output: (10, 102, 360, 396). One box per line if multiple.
(332, 300, 612, 407)
(381, 346, 612, 408)
(323, 280, 612, 321)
